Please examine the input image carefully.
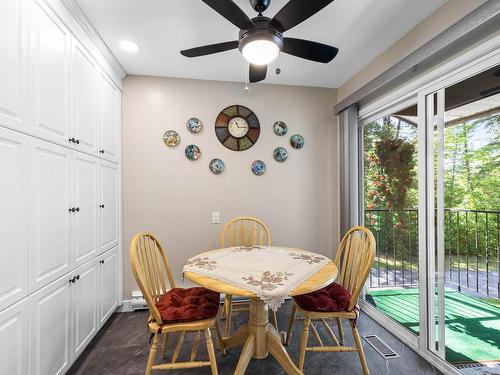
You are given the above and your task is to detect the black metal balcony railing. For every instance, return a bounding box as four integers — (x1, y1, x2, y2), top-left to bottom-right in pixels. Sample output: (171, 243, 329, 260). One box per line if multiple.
(364, 208, 500, 300)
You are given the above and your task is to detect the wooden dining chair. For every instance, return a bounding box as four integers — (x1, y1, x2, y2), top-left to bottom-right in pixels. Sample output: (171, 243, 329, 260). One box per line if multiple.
(130, 232, 223, 375)
(285, 226, 376, 374)
(219, 216, 276, 336)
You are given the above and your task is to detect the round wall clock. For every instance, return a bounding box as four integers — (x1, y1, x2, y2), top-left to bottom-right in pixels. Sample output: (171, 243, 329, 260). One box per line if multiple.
(215, 105, 260, 151)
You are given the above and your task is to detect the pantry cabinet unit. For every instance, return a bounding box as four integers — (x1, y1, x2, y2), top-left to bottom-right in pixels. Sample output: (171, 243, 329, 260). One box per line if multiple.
(73, 152, 99, 268)
(29, 275, 72, 375)
(0, 0, 123, 374)
(29, 139, 73, 292)
(0, 128, 29, 312)
(72, 42, 99, 156)
(0, 299, 28, 375)
(0, 0, 28, 133)
(98, 247, 119, 325)
(29, 0, 72, 146)
(71, 260, 98, 359)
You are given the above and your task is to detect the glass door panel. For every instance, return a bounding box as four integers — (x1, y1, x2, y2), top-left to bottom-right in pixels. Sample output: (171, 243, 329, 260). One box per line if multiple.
(362, 103, 420, 337)
(427, 63, 500, 370)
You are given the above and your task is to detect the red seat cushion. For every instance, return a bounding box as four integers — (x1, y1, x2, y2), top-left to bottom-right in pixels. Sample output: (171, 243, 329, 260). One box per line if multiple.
(155, 287, 220, 323)
(294, 282, 352, 312)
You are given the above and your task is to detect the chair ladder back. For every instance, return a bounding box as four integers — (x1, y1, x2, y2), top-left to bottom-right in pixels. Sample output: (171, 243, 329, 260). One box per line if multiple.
(335, 226, 375, 311)
(220, 216, 271, 248)
(130, 232, 176, 324)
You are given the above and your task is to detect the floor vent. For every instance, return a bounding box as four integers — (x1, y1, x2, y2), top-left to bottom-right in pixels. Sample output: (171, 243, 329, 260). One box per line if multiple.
(363, 335, 399, 359)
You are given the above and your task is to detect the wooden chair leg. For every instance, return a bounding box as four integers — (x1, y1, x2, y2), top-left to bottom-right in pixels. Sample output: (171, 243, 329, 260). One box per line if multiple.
(161, 332, 169, 358)
(350, 320, 370, 375)
(225, 294, 233, 337)
(205, 328, 219, 375)
(145, 333, 159, 375)
(336, 318, 344, 344)
(285, 303, 297, 346)
(298, 316, 311, 371)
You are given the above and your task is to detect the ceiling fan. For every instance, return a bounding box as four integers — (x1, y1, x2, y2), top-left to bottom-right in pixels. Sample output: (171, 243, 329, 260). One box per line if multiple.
(180, 0, 339, 83)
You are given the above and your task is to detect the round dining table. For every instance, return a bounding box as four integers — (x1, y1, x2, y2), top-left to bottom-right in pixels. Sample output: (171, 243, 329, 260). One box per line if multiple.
(184, 247, 338, 375)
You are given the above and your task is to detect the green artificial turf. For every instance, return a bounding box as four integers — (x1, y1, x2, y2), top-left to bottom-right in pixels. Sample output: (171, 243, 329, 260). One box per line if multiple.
(365, 288, 500, 364)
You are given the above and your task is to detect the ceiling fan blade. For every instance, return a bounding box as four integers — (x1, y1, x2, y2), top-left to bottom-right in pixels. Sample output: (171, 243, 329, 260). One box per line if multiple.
(270, 0, 335, 32)
(283, 37, 338, 63)
(180, 41, 239, 57)
(202, 0, 254, 30)
(249, 64, 267, 83)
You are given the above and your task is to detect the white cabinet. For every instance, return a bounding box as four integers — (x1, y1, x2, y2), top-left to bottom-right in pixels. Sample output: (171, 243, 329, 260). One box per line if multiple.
(29, 276, 72, 375)
(0, 0, 28, 133)
(0, 128, 28, 311)
(98, 73, 120, 163)
(99, 160, 119, 253)
(71, 260, 98, 359)
(98, 247, 119, 325)
(72, 42, 98, 155)
(29, 139, 72, 292)
(0, 299, 28, 375)
(29, 0, 71, 146)
(73, 152, 99, 268)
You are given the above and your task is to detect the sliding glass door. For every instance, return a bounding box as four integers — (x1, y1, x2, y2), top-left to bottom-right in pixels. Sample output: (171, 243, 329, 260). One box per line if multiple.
(361, 102, 421, 341)
(423, 64, 500, 371)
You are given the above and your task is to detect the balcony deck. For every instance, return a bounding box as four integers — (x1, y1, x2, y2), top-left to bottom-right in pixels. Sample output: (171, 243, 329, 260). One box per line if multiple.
(365, 287, 500, 364)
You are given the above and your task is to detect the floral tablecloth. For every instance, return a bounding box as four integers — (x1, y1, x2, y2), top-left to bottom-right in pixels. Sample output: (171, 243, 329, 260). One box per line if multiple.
(182, 246, 330, 311)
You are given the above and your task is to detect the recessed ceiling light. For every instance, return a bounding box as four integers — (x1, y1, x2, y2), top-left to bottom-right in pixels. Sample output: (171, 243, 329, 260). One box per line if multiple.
(119, 40, 139, 52)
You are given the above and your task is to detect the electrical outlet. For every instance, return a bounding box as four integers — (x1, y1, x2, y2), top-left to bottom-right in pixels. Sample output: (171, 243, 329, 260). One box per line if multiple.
(212, 211, 220, 224)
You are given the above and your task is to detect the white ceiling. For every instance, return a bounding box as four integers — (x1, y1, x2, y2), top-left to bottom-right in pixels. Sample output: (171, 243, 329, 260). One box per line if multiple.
(75, 0, 447, 88)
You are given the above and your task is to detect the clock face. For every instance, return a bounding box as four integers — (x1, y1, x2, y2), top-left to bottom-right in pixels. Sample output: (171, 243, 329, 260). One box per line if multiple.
(215, 105, 260, 151)
(228, 117, 249, 138)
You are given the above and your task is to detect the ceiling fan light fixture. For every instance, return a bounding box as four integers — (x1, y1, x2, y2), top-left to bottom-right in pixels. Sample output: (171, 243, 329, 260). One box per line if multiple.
(239, 27, 283, 66)
(242, 39, 280, 65)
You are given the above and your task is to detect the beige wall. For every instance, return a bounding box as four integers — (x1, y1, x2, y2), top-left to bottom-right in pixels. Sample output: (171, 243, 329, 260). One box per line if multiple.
(337, 0, 487, 102)
(122, 75, 339, 299)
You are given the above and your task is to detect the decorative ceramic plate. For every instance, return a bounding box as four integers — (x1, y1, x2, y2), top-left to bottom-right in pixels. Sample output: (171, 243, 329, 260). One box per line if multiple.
(251, 160, 266, 176)
(215, 105, 260, 151)
(273, 121, 287, 136)
(273, 147, 288, 162)
(290, 134, 305, 149)
(209, 158, 225, 175)
(186, 117, 203, 133)
(185, 144, 201, 160)
(163, 130, 180, 147)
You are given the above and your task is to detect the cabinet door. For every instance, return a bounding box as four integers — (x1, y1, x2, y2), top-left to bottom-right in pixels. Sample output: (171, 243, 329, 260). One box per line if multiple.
(29, 139, 72, 292)
(72, 260, 97, 360)
(98, 247, 118, 326)
(0, 299, 28, 375)
(73, 41, 98, 155)
(0, 0, 28, 132)
(99, 160, 119, 253)
(73, 152, 98, 268)
(29, 277, 71, 375)
(0, 128, 28, 311)
(29, 0, 71, 146)
(98, 72, 119, 163)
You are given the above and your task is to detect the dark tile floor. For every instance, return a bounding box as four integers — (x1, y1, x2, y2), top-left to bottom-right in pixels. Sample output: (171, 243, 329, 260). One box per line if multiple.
(68, 301, 441, 375)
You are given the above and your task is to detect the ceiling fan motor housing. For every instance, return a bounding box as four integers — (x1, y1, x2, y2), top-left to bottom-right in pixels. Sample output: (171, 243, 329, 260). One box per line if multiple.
(238, 16, 284, 53)
(250, 0, 271, 13)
